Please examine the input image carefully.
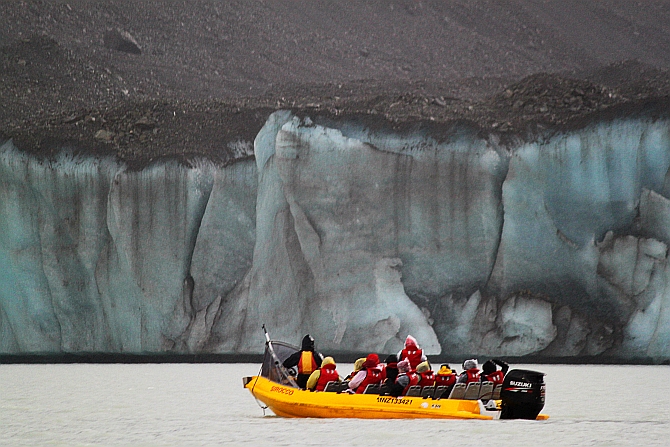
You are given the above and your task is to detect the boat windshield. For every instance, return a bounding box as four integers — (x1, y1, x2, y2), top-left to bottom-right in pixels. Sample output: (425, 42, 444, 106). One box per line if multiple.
(261, 340, 300, 387)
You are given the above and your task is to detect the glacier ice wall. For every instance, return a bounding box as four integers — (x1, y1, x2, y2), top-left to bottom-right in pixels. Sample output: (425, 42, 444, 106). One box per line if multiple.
(215, 113, 670, 359)
(0, 140, 257, 353)
(2, 113, 670, 360)
(484, 120, 670, 358)
(215, 114, 507, 354)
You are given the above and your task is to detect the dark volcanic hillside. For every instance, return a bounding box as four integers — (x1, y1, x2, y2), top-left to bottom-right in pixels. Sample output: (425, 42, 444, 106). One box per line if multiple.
(2, 0, 670, 167)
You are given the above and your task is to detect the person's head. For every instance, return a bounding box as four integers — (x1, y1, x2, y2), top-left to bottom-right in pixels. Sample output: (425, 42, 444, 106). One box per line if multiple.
(322, 356, 336, 369)
(353, 357, 366, 372)
(384, 354, 398, 366)
(482, 360, 496, 375)
(404, 335, 419, 350)
(363, 353, 379, 369)
(397, 359, 411, 373)
(462, 359, 478, 371)
(438, 364, 452, 375)
(301, 334, 315, 351)
(416, 361, 431, 373)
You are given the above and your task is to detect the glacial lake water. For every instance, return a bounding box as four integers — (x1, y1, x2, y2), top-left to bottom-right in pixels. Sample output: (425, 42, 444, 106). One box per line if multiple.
(1, 363, 668, 446)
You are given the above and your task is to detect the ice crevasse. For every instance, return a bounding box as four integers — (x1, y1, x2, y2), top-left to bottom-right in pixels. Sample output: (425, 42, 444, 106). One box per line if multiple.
(2, 111, 670, 361)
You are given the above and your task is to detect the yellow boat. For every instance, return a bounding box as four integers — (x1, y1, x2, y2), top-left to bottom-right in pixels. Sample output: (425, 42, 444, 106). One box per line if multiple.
(243, 328, 548, 420)
(245, 374, 508, 419)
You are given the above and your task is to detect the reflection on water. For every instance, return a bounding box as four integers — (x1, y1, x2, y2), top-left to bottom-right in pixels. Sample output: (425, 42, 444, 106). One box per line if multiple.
(1, 364, 669, 446)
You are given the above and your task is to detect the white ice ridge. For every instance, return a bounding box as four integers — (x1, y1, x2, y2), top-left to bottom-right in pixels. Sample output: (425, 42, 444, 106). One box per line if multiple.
(2, 113, 670, 360)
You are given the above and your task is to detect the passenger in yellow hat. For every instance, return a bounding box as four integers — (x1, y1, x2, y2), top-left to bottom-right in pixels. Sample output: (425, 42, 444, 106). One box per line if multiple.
(306, 356, 341, 391)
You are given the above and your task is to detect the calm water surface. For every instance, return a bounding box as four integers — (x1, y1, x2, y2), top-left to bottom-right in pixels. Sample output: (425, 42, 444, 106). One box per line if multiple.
(1, 364, 668, 446)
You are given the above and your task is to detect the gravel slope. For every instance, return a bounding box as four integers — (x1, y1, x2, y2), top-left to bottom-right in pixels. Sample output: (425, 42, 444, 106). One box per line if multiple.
(2, 0, 670, 167)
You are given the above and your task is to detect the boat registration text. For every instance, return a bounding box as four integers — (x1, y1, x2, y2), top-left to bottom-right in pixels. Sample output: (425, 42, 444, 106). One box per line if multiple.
(377, 396, 413, 405)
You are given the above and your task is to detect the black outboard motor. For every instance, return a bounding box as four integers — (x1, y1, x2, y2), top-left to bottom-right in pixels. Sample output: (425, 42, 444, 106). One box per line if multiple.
(500, 369, 545, 420)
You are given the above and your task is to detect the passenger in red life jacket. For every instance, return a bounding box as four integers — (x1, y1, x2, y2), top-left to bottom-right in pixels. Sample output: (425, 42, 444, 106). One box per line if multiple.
(345, 358, 366, 381)
(390, 359, 419, 397)
(435, 364, 457, 387)
(416, 361, 435, 387)
(349, 353, 383, 394)
(397, 335, 427, 370)
(481, 359, 509, 384)
(457, 359, 480, 384)
(306, 356, 341, 391)
(282, 334, 324, 389)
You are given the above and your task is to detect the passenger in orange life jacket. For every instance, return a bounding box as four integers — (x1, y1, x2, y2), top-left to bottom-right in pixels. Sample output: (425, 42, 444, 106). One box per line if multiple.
(435, 364, 457, 387)
(282, 334, 324, 389)
(457, 359, 480, 384)
(349, 353, 383, 393)
(416, 361, 435, 387)
(396, 335, 427, 370)
(306, 356, 341, 391)
(389, 359, 419, 397)
(481, 359, 509, 384)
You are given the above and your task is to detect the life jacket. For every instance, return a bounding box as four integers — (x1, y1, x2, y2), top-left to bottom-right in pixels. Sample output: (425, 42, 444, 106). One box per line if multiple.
(435, 373, 456, 387)
(355, 366, 383, 394)
(397, 372, 419, 396)
(463, 368, 480, 384)
(418, 370, 435, 387)
(400, 348, 423, 369)
(484, 370, 505, 385)
(315, 364, 340, 391)
(298, 351, 318, 375)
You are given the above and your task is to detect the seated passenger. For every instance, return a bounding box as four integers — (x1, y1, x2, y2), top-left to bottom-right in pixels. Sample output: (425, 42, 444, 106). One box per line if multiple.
(306, 356, 341, 391)
(390, 359, 419, 397)
(397, 335, 427, 370)
(481, 359, 509, 384)
(416, 361, 435, 387)
(282, 334, 324, 389)
(435, 364, 457, 387)
(381, 354, 399, 386)
(457, 359, 480, 384)
(349, 353, 383, 394)
(345, 357, 366, 381)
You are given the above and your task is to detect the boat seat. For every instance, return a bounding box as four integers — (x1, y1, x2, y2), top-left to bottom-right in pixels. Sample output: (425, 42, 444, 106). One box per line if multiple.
(421, 386, 435, 399)
(491, 384, 501, 400)
(433, 385, 448, 400)
(379, 384, 391, 396)
(338, 382, 351, 393)
(363, 384, 382, 394)
(463, 382, 481, 400)
(326, 382, 350, 393)
(405, 385, 422, 397)
(448, 383, 466, 399)
(478, 381, 494, 400)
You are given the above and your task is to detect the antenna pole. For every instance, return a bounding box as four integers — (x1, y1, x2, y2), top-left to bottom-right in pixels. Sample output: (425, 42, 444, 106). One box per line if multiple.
(262, 324, 271, 344)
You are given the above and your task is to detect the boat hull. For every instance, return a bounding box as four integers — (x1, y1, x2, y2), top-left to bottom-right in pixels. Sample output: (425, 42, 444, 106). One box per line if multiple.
(245, 376, 499, 420)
